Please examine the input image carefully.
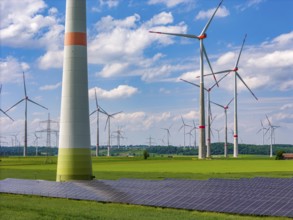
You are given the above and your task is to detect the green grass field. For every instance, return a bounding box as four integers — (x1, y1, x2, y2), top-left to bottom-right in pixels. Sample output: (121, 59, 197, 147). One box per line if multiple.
(1, 156, 292, 219)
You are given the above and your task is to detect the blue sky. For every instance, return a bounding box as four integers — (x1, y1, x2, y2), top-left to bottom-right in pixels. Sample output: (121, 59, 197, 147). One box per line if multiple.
(1, 0, 292, 147)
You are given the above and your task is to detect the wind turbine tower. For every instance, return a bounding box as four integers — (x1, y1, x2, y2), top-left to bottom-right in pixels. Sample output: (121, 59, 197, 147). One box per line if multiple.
(179, 116, 191, 148)
(266, 115, 280, 157)
(105, 111, 122, 156)
(56, 0, 93, 181)
(161, 124, 172, 147)
(211, 98, 233, 157)
(6, 72, 48, 157)
(150, 0, 223, 159)
(90, 88, 107, 156)
(257, 120, 268, 145)
(205, 35, 258, 157)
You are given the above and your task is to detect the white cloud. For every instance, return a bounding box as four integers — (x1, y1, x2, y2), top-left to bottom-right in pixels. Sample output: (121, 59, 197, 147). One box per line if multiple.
(280, 80, 293, 91)
(88, 12, 187, 81)
(196, 6, 230, 20)
(280, 104, 293, 111)
(89, 85, 138, 100)
(0, 57, 30, 83)
(0, 0, 64, 49)
(111, 111, 172, 131)
(236, 0, 265, 11)
(38, 50, 63, 69)
(100, 0, 119, 8)
(98, 63, 129, 78)
(148, 0, 191, 8)
(39, 82, 61, 91)
(216, 52, 236, 66)
(147, 12, 173, 26)
(247, 50, 293, 69)
(182, 110, 198, 120)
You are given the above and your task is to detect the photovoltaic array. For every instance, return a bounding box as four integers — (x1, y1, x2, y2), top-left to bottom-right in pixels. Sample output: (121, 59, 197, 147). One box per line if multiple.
(1, 177, 292, 217)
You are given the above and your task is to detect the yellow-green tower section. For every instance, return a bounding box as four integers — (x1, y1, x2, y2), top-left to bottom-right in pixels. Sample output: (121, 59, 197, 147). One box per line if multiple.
(56, 0, 93, 181)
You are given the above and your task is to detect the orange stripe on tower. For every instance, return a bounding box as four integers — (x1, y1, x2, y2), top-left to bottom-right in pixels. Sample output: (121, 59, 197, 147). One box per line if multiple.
(65, 32, 87, 46)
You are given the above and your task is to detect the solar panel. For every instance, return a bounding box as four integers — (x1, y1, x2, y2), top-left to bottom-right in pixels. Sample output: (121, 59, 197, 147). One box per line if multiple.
(1, 177, 292, 218)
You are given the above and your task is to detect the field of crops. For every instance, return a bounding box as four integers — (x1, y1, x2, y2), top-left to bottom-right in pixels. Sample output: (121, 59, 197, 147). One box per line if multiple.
(1, 156, 292, 220)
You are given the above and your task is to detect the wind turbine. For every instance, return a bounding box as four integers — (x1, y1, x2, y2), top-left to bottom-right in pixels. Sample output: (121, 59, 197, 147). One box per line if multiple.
(33, 132, 41, 156)
(0, 85, 14, 121)
(150, 0, 223, 159)
(6, 72, 48, 156)
(213, 128, 222, 143)
(256, 120, 268, 146)
(104, 111, 122, 157)
(204, 35, 258, 158)
(211, 98, 234, 157)
(179, 116, 191, 148)
(90, 88, 107, 157)
(190, 120, 198, 148)
(112, 125, 125, 149)
(186, 130, 193, 148)
(181, 72, 229, 157)
(161, 124, 172, 147)
(265, 115, 280, 158)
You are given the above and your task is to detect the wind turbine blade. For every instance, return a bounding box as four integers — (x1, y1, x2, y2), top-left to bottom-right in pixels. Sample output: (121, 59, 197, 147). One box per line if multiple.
(200, 69, 231, 78)
(200, 0, 223, 36)
(27, 98, 48, 110)
(192, 120, 197, 128)
(227, 98, 234, 107)
(94, 88, 98, 108)
(265, 115, 272, 127)
(210, 71, 231, 90)
(110, 111, 123, 117)
(210, 100, 225, 109)
(22, 72, 27, 97)
(180, 78, 209, 92)
(178, 124, 184, 132)
(149, 31, 198, 39)
(89, 109, 97, 116)
(6, 99, 25, 112)
(180, 79, 199, 88)
(0, 84, 2, 94)
(202, 43, 218, 86)
(1, 109, 14, 121)
(235, 34, 247, 68)
(105, 117, 110, 131)
(260, 120, 264, 128)
(236, 72, 258, 100)
(99, 106, 108, 115)
(264, 127, 270, 136)
(256, 128, 262, 134)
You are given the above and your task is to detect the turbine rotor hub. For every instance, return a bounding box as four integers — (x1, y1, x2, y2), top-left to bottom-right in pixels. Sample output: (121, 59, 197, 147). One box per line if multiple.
(198, 33, 207, 39)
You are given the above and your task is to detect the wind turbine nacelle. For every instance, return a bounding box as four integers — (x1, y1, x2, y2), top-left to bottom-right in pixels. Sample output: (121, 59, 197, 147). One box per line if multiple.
(198, 33, 207, 39)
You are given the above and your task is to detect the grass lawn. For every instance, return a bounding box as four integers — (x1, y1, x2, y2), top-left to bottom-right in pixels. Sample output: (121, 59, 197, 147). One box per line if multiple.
(1, 155, 292, 180)
(1, 156, 292, 220)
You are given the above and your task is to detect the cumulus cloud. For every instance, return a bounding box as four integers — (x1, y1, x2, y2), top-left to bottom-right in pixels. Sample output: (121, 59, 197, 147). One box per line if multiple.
(39, 82, 61, 91)
(88, 12, 187, 81)
(0, 57, 30, 83)
(38, 50, 63, 69)
(0, 0, 64, 49)
(113, 111, 172, 131)
(98, 63, 129, 78)
(196, 6, 230, 20)
(89, 85, 138, 100)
